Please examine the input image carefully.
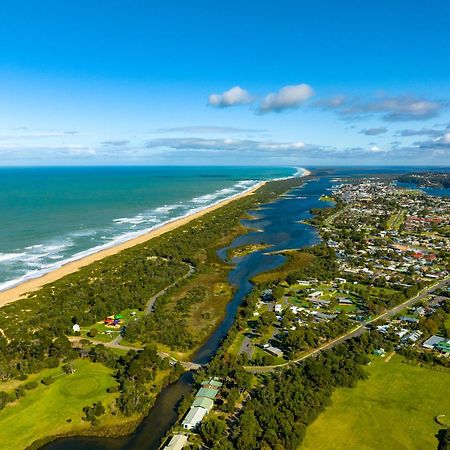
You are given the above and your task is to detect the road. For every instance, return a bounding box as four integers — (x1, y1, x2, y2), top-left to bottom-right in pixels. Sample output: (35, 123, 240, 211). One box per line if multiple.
(243, 275, 450, 373)
(144, 263, 195, 314)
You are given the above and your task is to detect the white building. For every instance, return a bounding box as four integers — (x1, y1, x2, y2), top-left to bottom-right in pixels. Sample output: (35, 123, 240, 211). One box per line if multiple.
(182, 406, 207, 430)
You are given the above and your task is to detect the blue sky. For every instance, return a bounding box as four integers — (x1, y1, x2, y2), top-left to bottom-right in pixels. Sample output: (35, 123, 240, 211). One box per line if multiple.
(1, 0, 450, 166)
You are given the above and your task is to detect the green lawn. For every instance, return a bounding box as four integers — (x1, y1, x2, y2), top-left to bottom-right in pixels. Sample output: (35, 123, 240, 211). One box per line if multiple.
(0, 359, 119, 450)
(301, 355, 450, 450)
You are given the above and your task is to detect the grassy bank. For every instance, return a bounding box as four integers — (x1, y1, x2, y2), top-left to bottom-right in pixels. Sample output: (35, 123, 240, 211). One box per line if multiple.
(252, 251, 315, 284)
(301, 354, 450, 450)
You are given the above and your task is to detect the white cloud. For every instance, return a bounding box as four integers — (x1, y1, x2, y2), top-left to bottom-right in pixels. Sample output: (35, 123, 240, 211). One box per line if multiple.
(207, 86, 253, 108)
(369, 145, 386, 153)
(258, 84, 315, 113)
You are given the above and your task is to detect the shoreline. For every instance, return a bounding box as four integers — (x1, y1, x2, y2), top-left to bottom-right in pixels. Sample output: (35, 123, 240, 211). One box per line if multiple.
(0, 181, 266, 308)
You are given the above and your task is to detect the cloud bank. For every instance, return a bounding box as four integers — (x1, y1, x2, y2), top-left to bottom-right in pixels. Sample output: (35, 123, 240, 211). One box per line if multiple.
(359, 127, 388, 136)
(317, 94, 446, 121)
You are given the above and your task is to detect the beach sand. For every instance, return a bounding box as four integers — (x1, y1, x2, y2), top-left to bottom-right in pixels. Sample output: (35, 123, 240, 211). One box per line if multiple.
(0, 181, 266, 308)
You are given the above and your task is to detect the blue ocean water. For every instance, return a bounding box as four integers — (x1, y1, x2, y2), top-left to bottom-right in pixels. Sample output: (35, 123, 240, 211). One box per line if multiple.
(0, 166, 297, 291)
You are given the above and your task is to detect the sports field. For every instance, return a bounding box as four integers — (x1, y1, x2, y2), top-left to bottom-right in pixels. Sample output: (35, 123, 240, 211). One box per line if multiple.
(0, 359, 119, 450)
(301, 354, 450, 450)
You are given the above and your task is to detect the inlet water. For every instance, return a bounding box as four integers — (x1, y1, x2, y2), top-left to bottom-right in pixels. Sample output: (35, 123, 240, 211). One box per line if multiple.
(40, 176, 333, 450)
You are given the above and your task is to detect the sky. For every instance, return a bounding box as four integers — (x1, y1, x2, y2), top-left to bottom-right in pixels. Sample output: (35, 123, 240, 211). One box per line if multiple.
(1, 0, 450, 166)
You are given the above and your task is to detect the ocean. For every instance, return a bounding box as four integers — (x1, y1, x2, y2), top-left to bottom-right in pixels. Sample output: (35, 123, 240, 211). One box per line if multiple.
(0, 166, 297, 291)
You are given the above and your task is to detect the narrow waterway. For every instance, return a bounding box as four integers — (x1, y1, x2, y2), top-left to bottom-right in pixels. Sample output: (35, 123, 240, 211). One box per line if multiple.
(41, 176, 333, 450)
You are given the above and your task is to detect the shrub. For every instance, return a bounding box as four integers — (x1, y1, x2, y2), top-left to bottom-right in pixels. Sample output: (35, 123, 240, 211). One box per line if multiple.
(25, 381, 39, 390)
(41, 377, 55, 385)
(88, 328, 98, 338)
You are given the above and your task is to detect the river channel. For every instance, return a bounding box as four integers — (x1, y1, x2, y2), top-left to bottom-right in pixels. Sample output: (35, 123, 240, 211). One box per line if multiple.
(41, 176, 333, 450)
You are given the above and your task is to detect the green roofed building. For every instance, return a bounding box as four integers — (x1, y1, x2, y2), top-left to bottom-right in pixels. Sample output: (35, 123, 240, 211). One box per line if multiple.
(436, 340, 450, 354)
(201, 377, 223, 389)
(192, 396, 214, 412)
(195, 387, 218, 399)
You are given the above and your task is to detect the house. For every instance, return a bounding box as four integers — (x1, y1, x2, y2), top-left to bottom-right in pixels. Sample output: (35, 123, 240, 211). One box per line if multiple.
(261, 289, 274, 301)
(274, 304, 283, 313)
(401, 330, 422, 344)
(164, 434, 188, 449)
(376, 324, 390, 334)
(373, 348, 385, 356)
(415, 306, 426, 316)
(264, 345, 284, 358)
(422, 335, 445, 350)
(335, 277, 347, 284)
(309, 291, 323, 299)
(182, 406, 207, 430)
(400, 316, 419, 324)
(314, 312, 337, 322)
(338, 297, 353, 305)
(72, 324, 80, 332)
(311, 299, 331, 308)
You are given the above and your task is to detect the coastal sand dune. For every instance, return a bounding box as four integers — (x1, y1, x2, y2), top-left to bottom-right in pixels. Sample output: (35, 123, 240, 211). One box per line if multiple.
(0, 182, 266, 308)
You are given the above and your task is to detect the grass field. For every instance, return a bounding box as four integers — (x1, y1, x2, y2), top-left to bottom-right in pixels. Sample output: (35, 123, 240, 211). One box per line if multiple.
(301, 354, 450, 450)
(0, 359, 119, 450)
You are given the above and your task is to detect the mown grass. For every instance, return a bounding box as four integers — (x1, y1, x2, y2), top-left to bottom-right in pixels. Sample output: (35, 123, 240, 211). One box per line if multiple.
(301, 354, 450, 450)
(0, 359, 120, 450)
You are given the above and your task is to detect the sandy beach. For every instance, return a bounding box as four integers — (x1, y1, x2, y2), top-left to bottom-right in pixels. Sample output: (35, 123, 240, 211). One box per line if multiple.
(0, 181, 266, 308)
